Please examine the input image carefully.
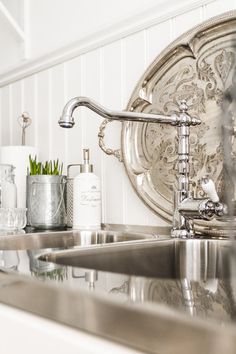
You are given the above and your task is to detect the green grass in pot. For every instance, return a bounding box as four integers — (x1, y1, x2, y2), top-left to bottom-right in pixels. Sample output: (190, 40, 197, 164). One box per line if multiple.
(29, 155, 63, 175)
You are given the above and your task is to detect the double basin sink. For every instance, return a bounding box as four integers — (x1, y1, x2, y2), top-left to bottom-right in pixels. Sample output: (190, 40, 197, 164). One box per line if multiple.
(0, 227, 233, 280)
(1, 227, 235, 324)
(0, 227, 235, 354)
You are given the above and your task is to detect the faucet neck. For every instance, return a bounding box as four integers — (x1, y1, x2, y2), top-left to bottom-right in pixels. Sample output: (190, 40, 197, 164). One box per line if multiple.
(171, 104, 226, 238)
(171, 110, 195, 238)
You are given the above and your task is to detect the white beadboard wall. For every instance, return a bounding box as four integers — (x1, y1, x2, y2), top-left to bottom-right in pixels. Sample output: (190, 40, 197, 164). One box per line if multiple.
(0, 0, 235, 226)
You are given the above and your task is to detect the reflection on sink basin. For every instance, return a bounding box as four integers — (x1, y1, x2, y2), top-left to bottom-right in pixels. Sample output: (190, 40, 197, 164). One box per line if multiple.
(40, 238, 233, 280)
(0, 229, 159, 250)
(40, 237, 236, 322)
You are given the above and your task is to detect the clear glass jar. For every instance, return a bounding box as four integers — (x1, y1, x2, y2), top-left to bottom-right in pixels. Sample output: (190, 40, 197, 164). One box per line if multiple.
(0, 164, 17, 208)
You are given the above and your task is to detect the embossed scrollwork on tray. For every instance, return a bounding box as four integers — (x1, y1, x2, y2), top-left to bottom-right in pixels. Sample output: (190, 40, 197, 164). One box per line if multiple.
(122, 11, 236, 232)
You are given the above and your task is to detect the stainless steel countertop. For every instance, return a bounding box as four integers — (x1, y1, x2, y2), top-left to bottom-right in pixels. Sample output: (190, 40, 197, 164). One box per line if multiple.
(0, 225, 235, 354)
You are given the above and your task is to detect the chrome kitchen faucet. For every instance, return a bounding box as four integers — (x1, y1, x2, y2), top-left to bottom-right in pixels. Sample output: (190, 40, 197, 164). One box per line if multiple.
(59, 97, 227, 238)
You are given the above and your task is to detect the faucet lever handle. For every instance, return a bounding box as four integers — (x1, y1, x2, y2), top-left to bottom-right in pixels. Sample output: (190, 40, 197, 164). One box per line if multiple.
(201, 176, 219, 203)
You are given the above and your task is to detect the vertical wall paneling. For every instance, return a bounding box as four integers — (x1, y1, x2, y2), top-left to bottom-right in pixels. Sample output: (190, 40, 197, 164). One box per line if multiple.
(144, 29, 148, 69)
(173, 8, 203, 38)
(99, 46, 106, 223)
(122, 30, 154, 225)
(80, 55, 85, 152)
(36, 70, 50, 161)
(8, 84, 12, 144)
(122, 31, 146, 102)
(205, 0, 235, 18)
(146, 20, 172, 66)
(21, 75, 35, 146)
(1, 86, 10, 146)
(201, 4, 207, 21)
(0, 88, 1, 146)
(11, 80, 22, 145)
(63, 63, 68, 172)
(33, 74, 38, 150)
(50, 64, 67, 168)
(102, 40, 124, 224)
(120, 38, 127, 224)
(83, 50, 102, 178)
(169, 17, 176, 43)
(64, 56, 83, 166)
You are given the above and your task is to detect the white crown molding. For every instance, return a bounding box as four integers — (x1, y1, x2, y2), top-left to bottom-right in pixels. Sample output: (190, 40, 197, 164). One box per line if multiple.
(0, 0, 215, 88)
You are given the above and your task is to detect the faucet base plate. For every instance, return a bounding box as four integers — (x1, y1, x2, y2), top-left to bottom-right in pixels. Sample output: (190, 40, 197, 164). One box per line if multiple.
(171, 228, 195, 239)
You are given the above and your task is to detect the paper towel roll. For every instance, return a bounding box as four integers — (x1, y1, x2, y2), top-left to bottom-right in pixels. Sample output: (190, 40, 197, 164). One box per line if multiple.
(0, 146, 39, 208)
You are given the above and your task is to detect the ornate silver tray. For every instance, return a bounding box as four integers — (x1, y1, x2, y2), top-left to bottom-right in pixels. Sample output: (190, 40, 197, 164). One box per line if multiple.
(122, 11, 236, 233)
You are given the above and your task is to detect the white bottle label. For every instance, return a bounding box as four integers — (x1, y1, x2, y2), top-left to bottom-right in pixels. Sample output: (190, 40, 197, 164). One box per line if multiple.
(73, 173, 101, 229)
(80, 188, 100, 205)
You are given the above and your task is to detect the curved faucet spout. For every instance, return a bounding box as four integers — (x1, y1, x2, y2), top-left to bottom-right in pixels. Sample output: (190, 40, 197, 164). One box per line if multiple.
(58, 96, 200, 128)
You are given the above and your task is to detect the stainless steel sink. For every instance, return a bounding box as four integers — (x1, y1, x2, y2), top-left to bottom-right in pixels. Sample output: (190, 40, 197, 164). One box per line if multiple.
(39, 237, 236, 324)
(0, 229, 235, 354)
(40, 238, 234, 280)
(0, 229, 160, 250)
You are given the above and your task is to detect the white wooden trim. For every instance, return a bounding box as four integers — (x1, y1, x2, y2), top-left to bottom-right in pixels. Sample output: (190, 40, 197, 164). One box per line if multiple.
(0, 0, 25, 41)
(0, 0, 215, 87)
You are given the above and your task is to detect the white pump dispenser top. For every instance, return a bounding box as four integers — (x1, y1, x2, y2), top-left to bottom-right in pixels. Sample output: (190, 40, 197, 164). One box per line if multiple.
(80, 149, 93, 173)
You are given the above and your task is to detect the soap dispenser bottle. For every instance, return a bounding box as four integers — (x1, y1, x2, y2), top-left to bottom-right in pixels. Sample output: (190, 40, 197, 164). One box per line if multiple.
(73, 149, 101, 230)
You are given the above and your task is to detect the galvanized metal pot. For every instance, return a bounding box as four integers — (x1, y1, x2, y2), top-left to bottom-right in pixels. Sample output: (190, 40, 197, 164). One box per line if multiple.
(26, 175, 67, 229)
